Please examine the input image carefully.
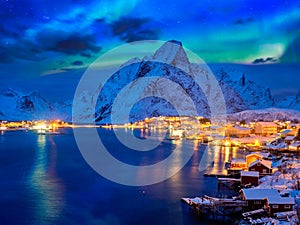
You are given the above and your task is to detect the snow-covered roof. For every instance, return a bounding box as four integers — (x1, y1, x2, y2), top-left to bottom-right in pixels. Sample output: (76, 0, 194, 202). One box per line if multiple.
(233, 126, 251, 131)
(249, 159, 272, 169)
(231, 158, 246, 164)
(246, 152, 270, 159)
(267, 197, 295, 205)
(256, 122, 277, 126)
(210, 125, 222, 129)
(259, 152, 270, 158)
(271, 159, 283, 168)
(285, 136, 296, 141)
(280, 129, 292, 134)
(290, 141, 300, 147)
(242, 188, 280, 200)
(241, 171, 259, 177)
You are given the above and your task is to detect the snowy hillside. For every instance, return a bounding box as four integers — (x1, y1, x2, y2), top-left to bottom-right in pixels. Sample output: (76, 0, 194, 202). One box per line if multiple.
(0, 88, 70, 121)
(228, 108, 300, 122)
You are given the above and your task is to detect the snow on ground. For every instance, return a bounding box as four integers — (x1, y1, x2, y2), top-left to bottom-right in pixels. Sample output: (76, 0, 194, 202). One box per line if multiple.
(228, 108, 300, 123)
(258, 160, 300, 193)
(241, 159, 300, 225)
(231, 134, 276, 144)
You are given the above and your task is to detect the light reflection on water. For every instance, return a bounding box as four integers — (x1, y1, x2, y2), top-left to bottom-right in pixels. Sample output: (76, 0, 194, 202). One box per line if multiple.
(205, 145, 246, 175)
(0, 129, 248, 225)
(28, 134, 65, 224)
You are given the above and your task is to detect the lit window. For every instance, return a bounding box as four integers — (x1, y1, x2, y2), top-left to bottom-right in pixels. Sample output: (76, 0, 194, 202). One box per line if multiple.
(254, 201, 261, 204)
(284, 205, 291, 209)
(272, 205, 278, 209)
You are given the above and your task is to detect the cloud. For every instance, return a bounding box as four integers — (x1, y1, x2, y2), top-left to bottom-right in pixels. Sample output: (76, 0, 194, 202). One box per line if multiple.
(72, 60, 83, 66)
(54, 36, 101, 54)
(233, 17, 253, 25)
(0, 48, 13, 63)
(0, 1, 120, 64)
(0, 39, 46, 63)
(35, 30, 102, 55)
(80, 52, 92, 58)
(280, 36, 300, 63)
(110, 17, 160, 42)
(0, 28, 103, 63)
(252, 57, 277, 64)
(41, 69, 69, 76)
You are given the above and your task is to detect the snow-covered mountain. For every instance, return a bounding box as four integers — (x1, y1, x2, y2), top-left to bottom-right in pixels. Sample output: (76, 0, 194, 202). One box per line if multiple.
(1, 41, 299, 123)
(213, 68, 275, 112)
(0, 88, 70, 121)
(276, 90, 300, 111)
(93, 40, 276, 123)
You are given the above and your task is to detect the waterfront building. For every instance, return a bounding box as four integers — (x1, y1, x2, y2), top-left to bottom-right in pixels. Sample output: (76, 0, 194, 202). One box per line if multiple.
(254, 122, 278, 136)
(266, 197, 295, 215)
(248, 159, 273, 176)
(241, 188, 279, 211)
(225, 125, 251, 138)
(240, 171, 259, 186)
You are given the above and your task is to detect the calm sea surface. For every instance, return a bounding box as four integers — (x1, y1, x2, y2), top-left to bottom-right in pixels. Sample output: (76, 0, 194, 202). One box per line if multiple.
(0, 128, 246, 225)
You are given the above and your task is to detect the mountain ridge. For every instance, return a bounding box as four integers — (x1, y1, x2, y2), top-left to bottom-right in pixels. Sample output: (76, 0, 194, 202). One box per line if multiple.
(1, 41, 300, 123)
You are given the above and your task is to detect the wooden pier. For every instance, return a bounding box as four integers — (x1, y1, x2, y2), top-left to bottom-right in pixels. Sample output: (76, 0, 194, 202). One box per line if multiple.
(182, 195, 247, 219)
(217, 177, 241, 189)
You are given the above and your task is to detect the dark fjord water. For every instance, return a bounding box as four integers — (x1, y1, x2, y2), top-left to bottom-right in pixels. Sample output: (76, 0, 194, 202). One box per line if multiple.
(0, 129, 245, 225)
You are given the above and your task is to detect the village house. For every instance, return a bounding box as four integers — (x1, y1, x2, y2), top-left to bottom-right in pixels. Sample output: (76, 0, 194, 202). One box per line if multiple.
(147, 116, 168, 129)
(286, 123, 300, 134)
(289, 141, 300, 151)
(284, 136, 296, 145)
(254, 122, 278, 136)
(266, 197, 295, 215)
(227, 158, 247, 177)
(241, 188, 280, 211)
(248, 159, 273, 177)
(240, 171, 259, 186)
(241, 188, 295, 215)
(246, 152, 270, 168)
(225, 125, 251, 138)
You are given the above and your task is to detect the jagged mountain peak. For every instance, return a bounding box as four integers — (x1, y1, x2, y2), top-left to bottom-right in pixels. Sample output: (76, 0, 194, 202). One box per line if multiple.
(288, 90, 300, 110)
(1, 88, 20, 97)
(88, 42, 279, 123)
(0, 88, 70, 121)
(152, 40, 191, 73)
(294, 90, 300, 103)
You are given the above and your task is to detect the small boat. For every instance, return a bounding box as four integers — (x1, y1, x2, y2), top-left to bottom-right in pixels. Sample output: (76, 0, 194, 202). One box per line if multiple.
(36, 129, 46, 135)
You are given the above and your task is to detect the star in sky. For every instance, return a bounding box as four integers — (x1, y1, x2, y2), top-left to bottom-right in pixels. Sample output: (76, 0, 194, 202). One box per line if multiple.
(0, 0, 299, 101)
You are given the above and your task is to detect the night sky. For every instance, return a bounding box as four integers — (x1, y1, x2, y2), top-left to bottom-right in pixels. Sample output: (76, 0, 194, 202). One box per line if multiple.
(1, 0, 300, 100)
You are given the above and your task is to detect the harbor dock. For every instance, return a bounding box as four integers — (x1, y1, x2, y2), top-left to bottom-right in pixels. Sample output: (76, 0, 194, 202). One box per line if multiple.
(181, 195, 247, 219)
